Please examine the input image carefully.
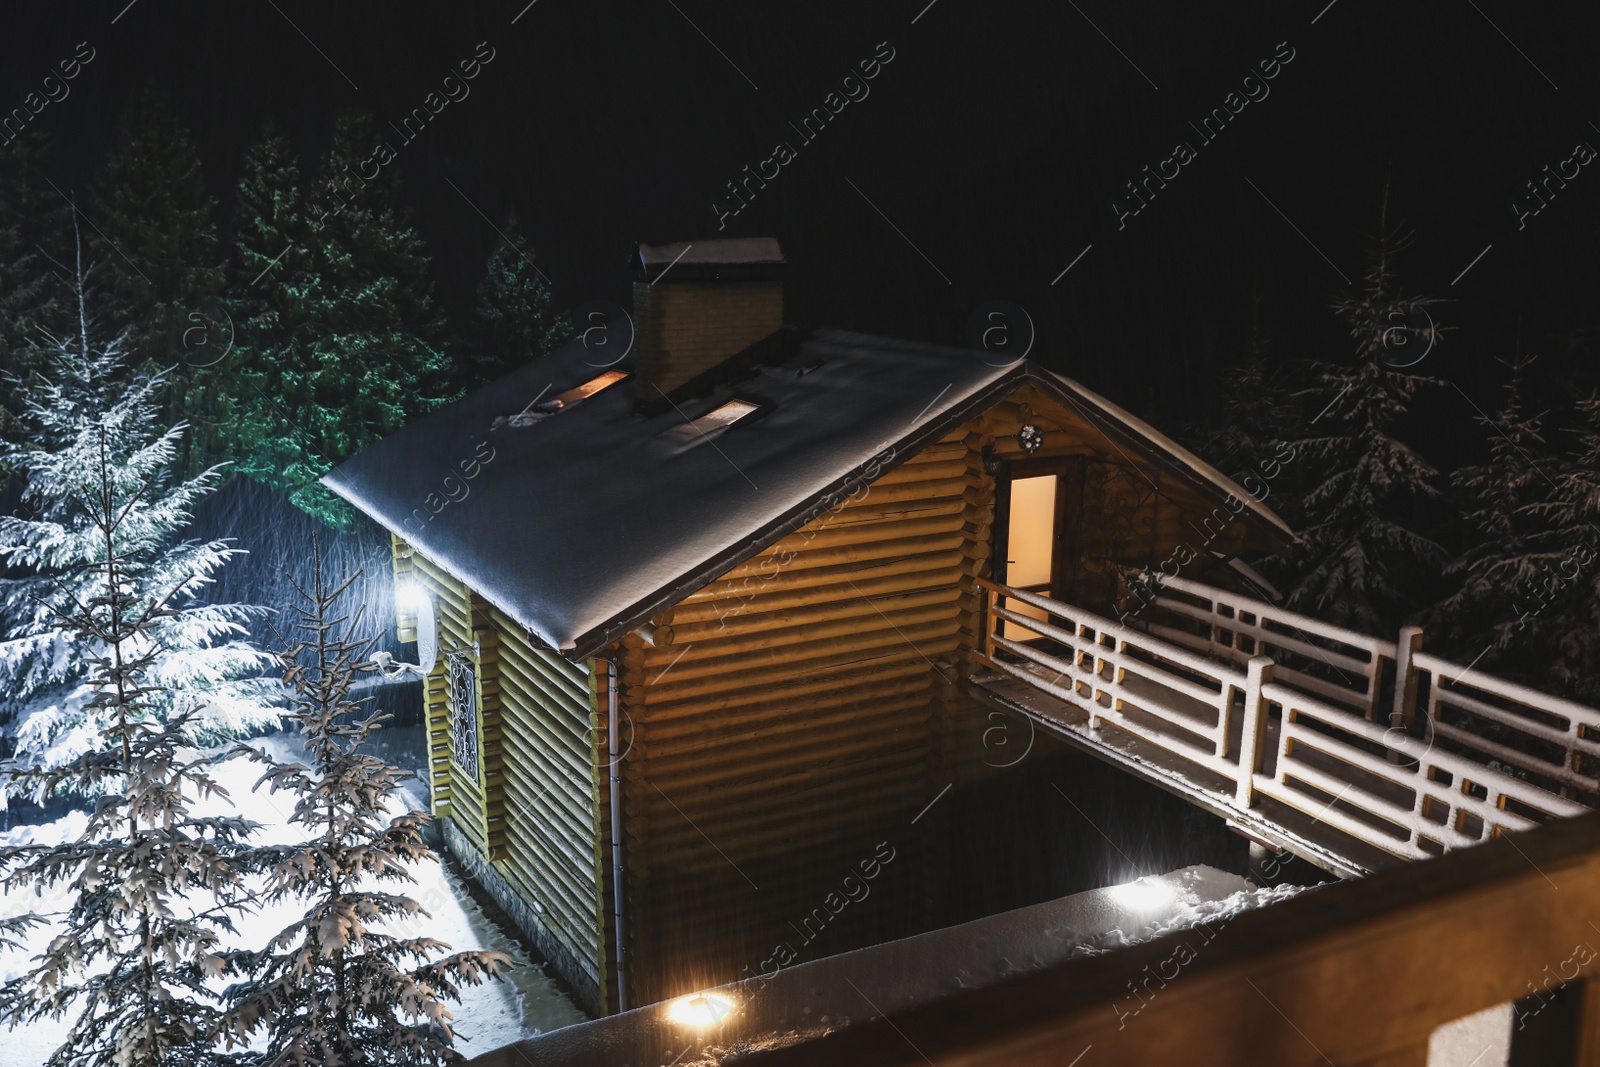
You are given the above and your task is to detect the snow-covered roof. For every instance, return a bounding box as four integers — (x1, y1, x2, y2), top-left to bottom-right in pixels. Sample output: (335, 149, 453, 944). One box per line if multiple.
(322, 326, 1293, 659)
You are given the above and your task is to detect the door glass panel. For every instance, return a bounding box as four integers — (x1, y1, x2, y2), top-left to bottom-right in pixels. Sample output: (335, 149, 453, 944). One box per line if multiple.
(1004, 475, 1057, 640)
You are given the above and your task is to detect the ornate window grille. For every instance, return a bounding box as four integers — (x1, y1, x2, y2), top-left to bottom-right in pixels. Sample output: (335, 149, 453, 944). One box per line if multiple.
(446, 648, 481, 782)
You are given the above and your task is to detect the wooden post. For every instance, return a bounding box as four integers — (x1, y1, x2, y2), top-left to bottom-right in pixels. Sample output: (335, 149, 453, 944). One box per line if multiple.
(1236, 655, 1275, 809)
(1081, 622, 1101, 730)
(982, 583, 998, 663)
(1391, 626, 1424, 731)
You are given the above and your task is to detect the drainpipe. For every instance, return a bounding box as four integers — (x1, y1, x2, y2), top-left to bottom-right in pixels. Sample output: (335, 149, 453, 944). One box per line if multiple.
(607, 654, 629, 1012)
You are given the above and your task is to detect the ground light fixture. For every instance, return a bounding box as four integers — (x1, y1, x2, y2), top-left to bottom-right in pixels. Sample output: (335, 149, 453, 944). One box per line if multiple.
(1107, 876, 1179, 910)
(666, 991, 737, 1028)
(372, 580, 439, 679)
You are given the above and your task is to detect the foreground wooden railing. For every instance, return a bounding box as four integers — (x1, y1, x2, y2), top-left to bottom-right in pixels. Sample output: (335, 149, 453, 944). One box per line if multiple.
(742, 812, 1600, 1067)
(976, 577, 1589, 862)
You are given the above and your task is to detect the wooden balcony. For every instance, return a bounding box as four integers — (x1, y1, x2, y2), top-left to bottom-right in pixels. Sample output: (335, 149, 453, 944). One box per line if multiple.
(970, 572, 1596, 876)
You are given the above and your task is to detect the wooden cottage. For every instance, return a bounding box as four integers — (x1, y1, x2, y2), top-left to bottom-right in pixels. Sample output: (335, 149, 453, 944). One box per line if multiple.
(322, 238, 1296, 1016)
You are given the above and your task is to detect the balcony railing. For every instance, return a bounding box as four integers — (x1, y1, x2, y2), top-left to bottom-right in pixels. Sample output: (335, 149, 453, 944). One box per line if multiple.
(974, 572, 1594, 863)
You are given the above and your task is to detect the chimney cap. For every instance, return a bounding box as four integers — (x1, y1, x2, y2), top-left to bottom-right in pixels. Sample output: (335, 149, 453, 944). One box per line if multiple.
(635, 237, 785, 282)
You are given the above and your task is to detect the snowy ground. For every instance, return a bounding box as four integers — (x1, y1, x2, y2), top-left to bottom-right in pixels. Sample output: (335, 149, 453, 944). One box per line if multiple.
(0, 733, 585, 1064)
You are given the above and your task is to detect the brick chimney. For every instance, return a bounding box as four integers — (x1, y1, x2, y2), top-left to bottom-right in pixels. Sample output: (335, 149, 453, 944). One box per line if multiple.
(631, 237, 786, 402)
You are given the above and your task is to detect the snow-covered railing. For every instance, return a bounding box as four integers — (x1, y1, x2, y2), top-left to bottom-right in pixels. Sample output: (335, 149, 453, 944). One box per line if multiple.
(1125, 569, 1396, 721)
(975, 577, 1594, 864)
(1412, 651, 1600, 800)
(1121, 567, 1600, 804)
(976, 578, 1247, 784)
(1256, 676, 1587, 859)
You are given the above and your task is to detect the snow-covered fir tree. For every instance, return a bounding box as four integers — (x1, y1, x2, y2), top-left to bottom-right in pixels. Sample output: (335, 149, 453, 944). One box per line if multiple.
(1277, 223, 1447, 634)
(218, 113, 456, 527)
(89, 86, 224, 369)
(1428, 355, 1576, 675)
(214, 124, 320, 513)
(219, 546, 508, 1065)
(0, 428, 263, 1067)
(1520, 387, 1600, 701)
(0, 234, 278, 787)
(1187, 332, 1305, 530)
(89, 88, 227, 477)
(1194, 349, 1297, 476)
(468, 211, 570, 384)
(0, 128, 71, 437)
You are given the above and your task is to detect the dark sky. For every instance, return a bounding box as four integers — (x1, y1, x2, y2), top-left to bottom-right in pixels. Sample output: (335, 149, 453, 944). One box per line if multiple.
(8, 1, 1600, 438)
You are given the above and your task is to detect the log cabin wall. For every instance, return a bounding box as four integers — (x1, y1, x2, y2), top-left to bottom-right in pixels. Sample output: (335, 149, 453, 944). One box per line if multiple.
(617, 425, 984, 1006)
(614, 381, 1279, 1007)
(392, 537, 612, 1015)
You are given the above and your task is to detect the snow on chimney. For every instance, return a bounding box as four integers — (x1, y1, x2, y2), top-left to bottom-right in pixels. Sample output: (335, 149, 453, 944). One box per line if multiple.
(631, 237, 786, 402)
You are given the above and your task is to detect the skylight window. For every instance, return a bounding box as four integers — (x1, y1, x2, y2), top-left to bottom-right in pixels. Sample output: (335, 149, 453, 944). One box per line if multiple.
(553, 369, 628, 406)
(498, 370, 629, 429)
(662, 398, 761, 448)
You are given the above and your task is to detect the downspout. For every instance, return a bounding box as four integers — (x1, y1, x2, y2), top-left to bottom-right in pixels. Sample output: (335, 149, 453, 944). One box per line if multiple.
(607, 654, 629, 1012)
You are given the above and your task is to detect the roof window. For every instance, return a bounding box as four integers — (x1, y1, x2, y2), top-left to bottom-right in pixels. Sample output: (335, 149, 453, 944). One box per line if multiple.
(554, 369, 629, 405)
(498, 370, 629, 429)
(662, 398, 761, 448)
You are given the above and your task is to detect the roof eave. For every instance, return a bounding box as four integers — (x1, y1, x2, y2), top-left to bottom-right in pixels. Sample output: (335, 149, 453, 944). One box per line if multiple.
(319, 473, 574, 656)
(1022, 366, 1301, 548)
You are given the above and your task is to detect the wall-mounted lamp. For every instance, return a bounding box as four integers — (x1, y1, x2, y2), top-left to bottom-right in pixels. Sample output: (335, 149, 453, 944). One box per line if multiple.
(372, 581, 439, 679)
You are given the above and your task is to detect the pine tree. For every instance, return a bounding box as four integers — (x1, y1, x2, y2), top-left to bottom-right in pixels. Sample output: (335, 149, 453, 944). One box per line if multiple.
(0, 128, 72, 438)
(1188, 336, 1304, 518)
(0, 233, 278, 786)
(219, 546, 508, 1064)
(1429, 355, 1576, 673)
(0, 426, 262, 1067)
(1279, 222, 1447, 634)
(214, 125, 325, 516)
(89, 86, 225, 368)
(468, 211, 569, 384)
(88, 87, 226, 475)
(219, 113, 456, 527)
(1524, 390, 1600, 701)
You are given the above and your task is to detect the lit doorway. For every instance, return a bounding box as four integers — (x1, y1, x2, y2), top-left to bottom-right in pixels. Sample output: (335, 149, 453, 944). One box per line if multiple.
(994, 457, 1084, 642)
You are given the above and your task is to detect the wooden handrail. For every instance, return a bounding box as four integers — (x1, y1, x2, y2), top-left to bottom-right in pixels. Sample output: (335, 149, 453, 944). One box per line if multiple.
(1260, 681, 1586, 859)
(974, 576, 1593, 863)
(1115, 568, 1600, 803)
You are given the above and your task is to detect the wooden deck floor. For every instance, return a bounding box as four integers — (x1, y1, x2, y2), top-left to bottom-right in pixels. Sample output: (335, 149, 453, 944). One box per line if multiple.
(967, 666, 1401, 879)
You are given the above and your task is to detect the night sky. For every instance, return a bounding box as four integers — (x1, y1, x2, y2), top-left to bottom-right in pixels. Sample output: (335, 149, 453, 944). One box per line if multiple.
(7, 1, 1600, 444)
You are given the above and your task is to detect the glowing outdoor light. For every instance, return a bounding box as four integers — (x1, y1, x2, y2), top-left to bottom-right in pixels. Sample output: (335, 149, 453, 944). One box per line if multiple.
(395, 581, 430, 617)
(667, 991, 736, 1028)
(1108, 876, 1178, 910)
(372, 581, 439, 679)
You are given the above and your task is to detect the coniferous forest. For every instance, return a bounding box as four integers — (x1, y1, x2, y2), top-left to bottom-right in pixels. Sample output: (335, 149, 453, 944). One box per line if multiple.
(0, 95, 562, 1067)
(6, 3, 1600, 1065)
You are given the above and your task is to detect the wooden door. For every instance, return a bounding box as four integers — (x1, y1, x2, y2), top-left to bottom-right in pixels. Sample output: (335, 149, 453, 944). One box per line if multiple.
(994, 456, 1084, 641)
